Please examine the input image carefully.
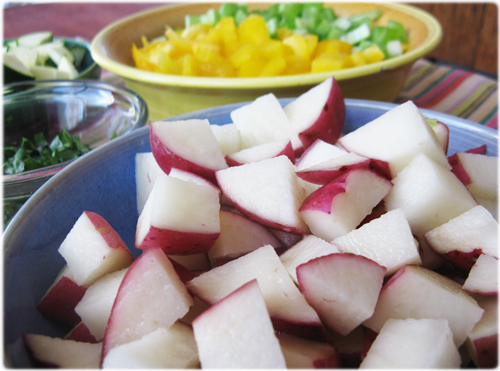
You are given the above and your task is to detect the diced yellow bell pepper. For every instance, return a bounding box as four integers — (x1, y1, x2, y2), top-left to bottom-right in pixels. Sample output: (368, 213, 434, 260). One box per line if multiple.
(217, 17, 238, 43)
(158, 51, 182, 75)
(277, 27, 294, 40)
(304, 34, 319, 59)
(198, 58, 235, 77)
(238, 14, 270, 46)
(140, 36, 150, 48)
(260, 55, 287, 77)
(312, 39, 353, 60)
(283, 34, 312, 61)
(181, 24, 211, 41)
(192, 42, 221, 63)
(132, 44, 158, 72)
(229, 43, 259, 68)
(238, 56, 267, 77)
(350, 51, 367, 67)
(282, 54, 310, 75)
(361, 45, 385, 64)
(259, 39, 285, 60)
(311, 53, 353, 73)
(165, 27, 193, 54)
(181, 54, 199, 76)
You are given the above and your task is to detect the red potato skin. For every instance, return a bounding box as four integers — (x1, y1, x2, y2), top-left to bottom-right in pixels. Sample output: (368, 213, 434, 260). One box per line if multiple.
(358, 201, 387, 227)
(298, 77, 346, 150)
(312, 353, 342, 369)
(272, 317, 330, 342)
(299, 175, 348, 214)
(225, 156, 244, 167)
(37, 276, 87, 326)
(85, 211, 132, 253)
(440, 248, 483, 271)
(472, 333, 498, 368)
(169, 258, 197, 283)
(368, 158, 391, 180)
(466, 144, 487, 155)
(136, 227, 220, 255)
(150, 125, 219, 184)
(64, 322, 98, 343)
(297, 159, 371, 185)
(447, 153, 472, 186)
(360, 327, 378, 360)
(225, 141, 296, 167)
(434, 262, 469, 286)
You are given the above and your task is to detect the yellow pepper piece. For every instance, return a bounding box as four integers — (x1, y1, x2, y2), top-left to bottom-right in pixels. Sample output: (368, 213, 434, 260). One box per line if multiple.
(311, 53, 353, 73)
(140, 36, 150, 48)
(181, 54, 199, 76)
(259, 39, 285, 60)
(158, 51, 182, 75)
(217, 17, 238, 43)
(260, 55, 287, 77)
(192, 42, 221, 63)
(282, 54, 310, 75)
(216, 17, 239, 56)
(198, 58, 235, 77)
(312, 39, 353, 60)
(304, 34, 319, 59)
(165, 27, 193, 54)
(277, 27, 294, 40)
(283, 34, 312, 61)
(238, 55, 267, 77)
(350, 51, 367, 67)
(238, 14, 270, 46)
(132, 44, 158, 72)
(181, 24, 211, 41)
(229, 44, 259, 68)
(361, 45, 385, 64)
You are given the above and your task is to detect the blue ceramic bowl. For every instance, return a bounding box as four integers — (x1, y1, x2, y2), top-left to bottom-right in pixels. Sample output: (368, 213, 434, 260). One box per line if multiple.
(3, 99, 498, 367)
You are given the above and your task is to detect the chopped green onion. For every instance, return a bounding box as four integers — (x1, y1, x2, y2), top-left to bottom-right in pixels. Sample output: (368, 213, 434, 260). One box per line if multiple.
(386, 40, 403, 58)
(218, 3, 239, 18)
(341, 23, 371, 45)
(185, 15, 201, 28)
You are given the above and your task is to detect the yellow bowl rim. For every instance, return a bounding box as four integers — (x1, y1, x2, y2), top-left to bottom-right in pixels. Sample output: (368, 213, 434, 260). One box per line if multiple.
(90, 2, 442, 90)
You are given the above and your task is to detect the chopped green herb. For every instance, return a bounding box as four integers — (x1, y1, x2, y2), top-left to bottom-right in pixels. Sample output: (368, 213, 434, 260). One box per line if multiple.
(3, 130, 91, 175)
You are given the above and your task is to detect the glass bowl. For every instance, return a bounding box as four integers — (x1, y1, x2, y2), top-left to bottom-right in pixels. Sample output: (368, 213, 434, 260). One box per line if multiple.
(3, 79, 149, 227)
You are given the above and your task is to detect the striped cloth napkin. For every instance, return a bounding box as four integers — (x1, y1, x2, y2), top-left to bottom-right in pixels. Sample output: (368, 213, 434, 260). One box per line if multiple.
(396, 58, 498, 129)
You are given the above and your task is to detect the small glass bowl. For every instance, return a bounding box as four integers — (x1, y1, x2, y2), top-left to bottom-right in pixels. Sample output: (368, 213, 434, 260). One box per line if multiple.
(3, 79, 149, 226)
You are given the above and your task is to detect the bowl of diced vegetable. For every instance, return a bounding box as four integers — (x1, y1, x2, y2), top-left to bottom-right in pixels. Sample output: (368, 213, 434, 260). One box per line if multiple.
(3, 79, 149, 228)
(3, 87, 498, 368)
(3, 31, 101, 84)
(90, 2, 442, 121)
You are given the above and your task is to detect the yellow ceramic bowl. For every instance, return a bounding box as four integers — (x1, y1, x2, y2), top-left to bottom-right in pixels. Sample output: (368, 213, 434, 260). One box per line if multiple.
(91, 2, 442, 121)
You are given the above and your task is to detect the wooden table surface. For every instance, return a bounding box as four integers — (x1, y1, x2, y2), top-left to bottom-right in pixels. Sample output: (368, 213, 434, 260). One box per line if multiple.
(3, 2, 162, 41)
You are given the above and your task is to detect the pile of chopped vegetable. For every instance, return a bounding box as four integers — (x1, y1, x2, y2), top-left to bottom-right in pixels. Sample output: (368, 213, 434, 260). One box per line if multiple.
(132, 3, 408, 78)
(3, 130, 91, 175)
(3, 31, 88, 82)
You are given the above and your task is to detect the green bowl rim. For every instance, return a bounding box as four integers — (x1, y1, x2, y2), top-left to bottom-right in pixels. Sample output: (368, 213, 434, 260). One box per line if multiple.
(90, 2, 442, 90)
(4, 36, 100, 78)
